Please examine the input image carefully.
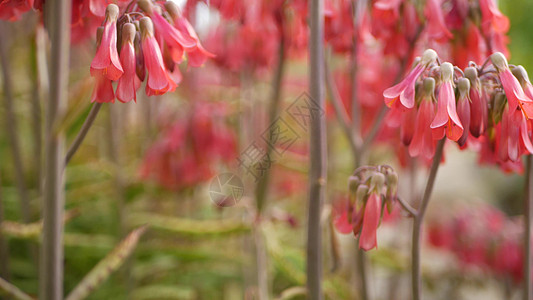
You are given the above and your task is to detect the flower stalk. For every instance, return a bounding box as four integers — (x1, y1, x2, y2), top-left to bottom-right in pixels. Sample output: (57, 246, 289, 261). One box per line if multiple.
(40, 0, 71, 298)
(307, 0, 326, 298)
(524, 155, 533, 300)
(411, 138, 445, 300)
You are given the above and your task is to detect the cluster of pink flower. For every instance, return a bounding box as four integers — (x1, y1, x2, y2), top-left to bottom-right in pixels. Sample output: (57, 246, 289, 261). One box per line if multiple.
(90, 2, 213, 103)
(191, 0, 308, 74)
(139, 102, 236, 191)
(385, 49, 533, 170)
(334, 165, 398, 250)
(1, 0, 214, 102)
(428, 204, 526, 284)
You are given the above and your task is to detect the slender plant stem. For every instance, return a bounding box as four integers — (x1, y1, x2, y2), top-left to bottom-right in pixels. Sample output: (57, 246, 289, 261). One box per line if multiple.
(524, 155, 532, 300)
(357, 245, 369, 300)
(255, 32, 286, 214)
(397, 197, 417, 217)
(0, 173, 9, 281)
(0, 22, 31, 225)
(30, 32, 43, 196)
(324, 58, 358, 157)
(65, 102, 103, 165)
(40, 0, 71, 297)
(412, 138, 445, 300)
(307, 0, 326, 298)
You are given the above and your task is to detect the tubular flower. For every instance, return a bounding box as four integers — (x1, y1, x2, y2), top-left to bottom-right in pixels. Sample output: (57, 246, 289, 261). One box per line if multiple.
(140, 17, 177, 96)
(479, 0, 509, 34)
(491, 52, 533, 119)
(383, 49, 437, 109)
(91, 26, 115, 103)
(165, 1, 215, 67)
(116, 23, 141, 103)
(465, 67, 488, 138)
(456, 78, 471, 147)
(409, 78, 437, 159)
(424, 0, 452, 42)
(430, 62, 464, 141)
(498, 106, 533, 162)
(90, 4, 123, 81)
(138, 0, 196, 64)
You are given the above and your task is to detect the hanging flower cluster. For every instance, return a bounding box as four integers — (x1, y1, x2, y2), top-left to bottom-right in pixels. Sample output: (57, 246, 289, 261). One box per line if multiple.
(334, 165, 398, 251)
(139, 102, 236, 191)
(90, 2, 214, 103)
(428, 204, 525, 284)
(383, 49, 533, 170)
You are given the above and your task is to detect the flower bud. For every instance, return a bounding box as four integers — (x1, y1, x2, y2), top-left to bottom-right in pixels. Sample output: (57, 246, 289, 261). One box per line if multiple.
(384, 170, 398, 212)
(165, 1, 181, 19)
(464, 67, 478, 83)
(369, 172, 385, 194)
(457, 77, 470, 99)
(105, 4, 119, 22)
(137, 0, 153, 14)
(348, 176, 360, 205)
(422, 77, 436, 97)
(122, 23, 136, 45)
(490, 52, 509, 71)
(421, 49, 438, 66)
(355, 184, 369, 206)
(440, 62, 454, 82)
(139, 17, 154, 38)
(492, 92, 506, 123)
(511, 65, 530, 85)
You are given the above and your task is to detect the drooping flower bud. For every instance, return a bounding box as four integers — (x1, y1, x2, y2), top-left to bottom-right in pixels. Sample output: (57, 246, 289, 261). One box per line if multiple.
(431, 62, 463, 141)
(116, 23, 141, 103)
(491, 52, 533, 118)
(140, 17, 177, 96)
(369, 172, 385, 194)
(90, 4, 123, 81)
(383, 49, 438, 109)
(465, 67, 488, 137)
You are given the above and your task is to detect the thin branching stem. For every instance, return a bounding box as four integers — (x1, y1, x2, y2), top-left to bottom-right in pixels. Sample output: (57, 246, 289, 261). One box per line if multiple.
(65, 102, 103, 165)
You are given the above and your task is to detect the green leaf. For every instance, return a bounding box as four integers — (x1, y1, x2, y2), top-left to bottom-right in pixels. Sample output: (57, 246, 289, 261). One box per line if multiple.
(128, 212, 250, 236)
(65, 226, 147, 300)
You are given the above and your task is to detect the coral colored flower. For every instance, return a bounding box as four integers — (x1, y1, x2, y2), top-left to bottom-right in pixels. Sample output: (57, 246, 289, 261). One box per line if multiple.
(165, 1, 215, 67)
(400, 107, 417, 146)
(424, 0, 452, 42)
(116, 24, 141, 103)
(409, 79, 437, 159)
(138, 0, 196, 64)
(430, 63, 464, 141)
(140, 17, 177, 96)
(359, 192, 382, 251)
(491, 52, 533, 119)
(91, 74, 115, 103)
(479, 0, 509, 33)
(383, 49, 437, 109)
(90, 4, 123, 81)
(498, 107, 533, 162)
(0, 0, 33, 20)
(456, 78, 471, 147)
(465, 67, 488, 138)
